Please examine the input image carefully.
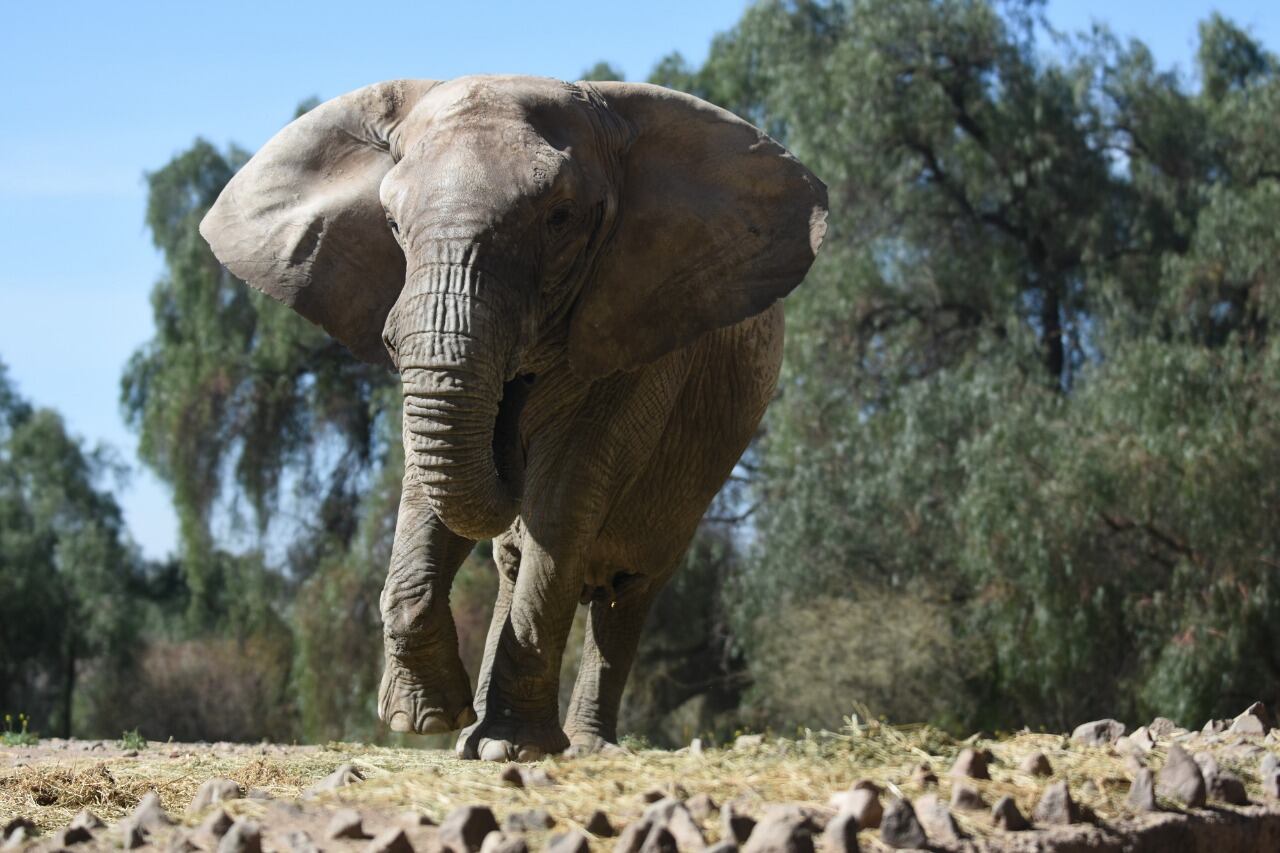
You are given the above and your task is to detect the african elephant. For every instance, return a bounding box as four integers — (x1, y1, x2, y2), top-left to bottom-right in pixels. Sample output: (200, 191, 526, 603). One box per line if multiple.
(200, 75, 826, 760)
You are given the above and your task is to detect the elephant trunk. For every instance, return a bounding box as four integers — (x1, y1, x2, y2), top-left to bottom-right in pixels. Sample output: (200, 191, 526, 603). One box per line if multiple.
(396, 261, 531, 541)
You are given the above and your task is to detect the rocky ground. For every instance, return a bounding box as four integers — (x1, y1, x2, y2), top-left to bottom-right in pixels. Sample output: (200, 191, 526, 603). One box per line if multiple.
(2, 704, 1279, 852)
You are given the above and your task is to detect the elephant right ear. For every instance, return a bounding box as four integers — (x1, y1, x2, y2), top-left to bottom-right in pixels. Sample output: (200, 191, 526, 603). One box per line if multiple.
(200, 79, 439, 368)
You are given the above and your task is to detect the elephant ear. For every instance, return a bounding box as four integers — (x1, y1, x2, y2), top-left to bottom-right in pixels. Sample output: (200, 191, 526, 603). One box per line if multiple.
(567, 82, 828, 379)
(200, 79, 439, 367)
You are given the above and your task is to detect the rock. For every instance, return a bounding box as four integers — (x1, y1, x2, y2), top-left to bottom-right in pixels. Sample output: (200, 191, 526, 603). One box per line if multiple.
(202, 809, 235, 838)
(53, 825, 94, 846)
(218, 819, 263, 853)
(990, 796, 1029, 831)
(638, 826, 678, 853)
(820, 812, 859, 853)
(1202, 718, 1228, 735)
(2, 818, 34, 844)
(1123, 726, 1155, 754)
(364, 828, 414, 853)
(328, 808, 372, 840)
(585, 810, 616, 837)
(741, 811, 816, 853)
(1263, 753, 1279, 778)
(285, 830, 321, 853)
(547, 831, 591, 853)
(1230, 701, 1274, 735)
(503, 809, 554, 833)
(121, 820, 149, 849)
(735, 733, 765, 750)
(69, 810, 105, 831)
(1071, 719, 1125, 746)
(722, 803, 757, 846)
(168, 832, 200, 852)
(705, 843, 738, 853)
(1158, 744, 1207, 808)
(827, 789, 881, 830)
(690, 738, 705, 757)
(643, 799, 706, 850)
(1018, 751, 1052, 776)
(878, 799, 927, 849)
(440, 805, 499, 853)
(402, 812, 437, 828)
(1127, 768, 1158, 812)
(949, 748, 990, 779)
(909, 762, 937, 787)
(949, 783, 986, 811)
(1199, 760, 1248, 806)
(500, 765, 525, 787)
(306, 762, 364, 794)
(189, 778, 244, 815)
(914, 795, 963, 841)
(1148, 717, 1180, 738)
(614, 820, 652, 853)
(132, 791, 175, 829)
(1264, 770, 1280, 800)
(1033, 781, 1078, 825)
(480, 832, 528, 853)
(686, 792, 719, 821)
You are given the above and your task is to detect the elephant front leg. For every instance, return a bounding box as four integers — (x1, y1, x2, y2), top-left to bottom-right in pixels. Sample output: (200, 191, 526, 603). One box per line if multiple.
(457, 522, 581, 761)
(378, 481, 478, 734)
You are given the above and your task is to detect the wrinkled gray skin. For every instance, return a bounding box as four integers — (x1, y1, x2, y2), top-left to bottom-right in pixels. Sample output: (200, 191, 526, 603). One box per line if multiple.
(201, 76, 827, 761)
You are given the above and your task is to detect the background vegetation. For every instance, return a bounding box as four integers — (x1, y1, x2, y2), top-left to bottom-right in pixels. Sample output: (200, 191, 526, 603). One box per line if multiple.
(3, 0, 1277, 744)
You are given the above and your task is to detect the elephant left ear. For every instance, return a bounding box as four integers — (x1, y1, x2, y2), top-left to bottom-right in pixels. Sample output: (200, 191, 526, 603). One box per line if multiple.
(567, 82, 828, 379)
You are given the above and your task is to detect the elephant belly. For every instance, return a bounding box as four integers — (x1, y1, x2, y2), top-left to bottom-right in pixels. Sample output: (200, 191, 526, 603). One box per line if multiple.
(591, 303, 784, 575)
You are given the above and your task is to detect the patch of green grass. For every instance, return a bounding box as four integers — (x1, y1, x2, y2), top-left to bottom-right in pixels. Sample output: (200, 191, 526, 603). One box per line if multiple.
(117, 728, 147, 751)
(1, 713, 38, 747)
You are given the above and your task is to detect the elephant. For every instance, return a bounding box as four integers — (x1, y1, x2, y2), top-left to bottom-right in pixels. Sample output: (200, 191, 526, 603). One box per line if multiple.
(200, 75, 827, 760)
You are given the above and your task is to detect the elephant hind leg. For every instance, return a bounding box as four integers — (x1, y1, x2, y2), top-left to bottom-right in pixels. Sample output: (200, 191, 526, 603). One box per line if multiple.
(563, 562, 671, 754)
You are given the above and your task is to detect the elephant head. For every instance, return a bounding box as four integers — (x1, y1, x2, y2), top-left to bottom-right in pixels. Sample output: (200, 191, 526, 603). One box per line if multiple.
(200, 76, 827, 542)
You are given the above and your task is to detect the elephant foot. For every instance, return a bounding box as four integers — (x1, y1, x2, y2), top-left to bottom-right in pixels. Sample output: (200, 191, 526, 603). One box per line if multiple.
(455, 715, 570, 762)
(562, 731, 628, 758)
(377, 649, 476, 734)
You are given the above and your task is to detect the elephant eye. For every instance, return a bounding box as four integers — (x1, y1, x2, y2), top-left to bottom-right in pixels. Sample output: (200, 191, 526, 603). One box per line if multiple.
(546, 202, 575, 234)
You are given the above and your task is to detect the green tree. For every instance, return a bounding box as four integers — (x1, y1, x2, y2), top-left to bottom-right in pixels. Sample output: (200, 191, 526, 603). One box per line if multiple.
(0, 361, 139, 736)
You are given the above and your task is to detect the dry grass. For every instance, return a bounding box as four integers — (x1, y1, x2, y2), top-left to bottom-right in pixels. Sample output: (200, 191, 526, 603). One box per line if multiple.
(2, 719, 1276, 843)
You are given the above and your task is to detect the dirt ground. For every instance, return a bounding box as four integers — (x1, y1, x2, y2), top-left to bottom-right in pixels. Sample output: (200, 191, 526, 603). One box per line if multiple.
(2, 720, 1278, 852)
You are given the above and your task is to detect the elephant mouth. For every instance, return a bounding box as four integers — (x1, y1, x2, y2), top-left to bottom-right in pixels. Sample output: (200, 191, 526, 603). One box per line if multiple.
(492, 374, 535, 495)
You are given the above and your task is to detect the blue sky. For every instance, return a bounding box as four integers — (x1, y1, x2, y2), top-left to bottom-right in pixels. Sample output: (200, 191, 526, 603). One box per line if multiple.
(1, 1, 1276, 559)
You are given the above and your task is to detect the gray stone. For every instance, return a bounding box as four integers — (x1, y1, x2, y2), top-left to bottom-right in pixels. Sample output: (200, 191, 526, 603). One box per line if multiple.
(401, 812, 437, 828)
(1071, 719, 1125, 746)
(1202, 718, 1228, 735)
(644, 799, 705, 850)
(189, 778, 244, 815)
(638, 826, 677, 853)
(480, 833, 528, 853)
(705, 843, 738, 853)
(132, 791, 175, 829)
(827, 789, 881, 829)
(1264, 770, 1280, 800)
(878, 799, 927, 849)
(202, 809, 235, 838)
(914, 795, 963, 841)
(1231, 701, 1274, 735)
(499, 765, 525, 787)
(1158, 744, 1206, 808)
(68, 810, 105, 831)
(120, 820, 149, 849)
(503, 809, 554, 833)
(614, 820, 651, 853)
(1259, 753, 1277, 777)
(1148, 717, 1180, 738)
(1033, 781, 1078, 825)
(686, 792, 719, 821)
(990, 796, 1029, 831)
(53, 825, 94, 846)
(909, 763, 937, 787)
(218, 819, 263, 853)
(2, 818, 34, 844)
(306, 762, 364, 795)
(734, 734, 765, 750)
(364, 828, 414, 853)
(1207, 769, 1249, 805)
(1126, 768, 1158, 812)
(586, 810, 616, 837)
(167, 832, 199, 853)
(820, 812, 859, 853)
(1018, 751, 1052, 776)
(285, 830, 321, 853)
(547, 831, 591, 853)
(328, 807, 371, 840)
(949, 748, 990, 779)
(721, 803, 757, 845)
(741, 811, 816, 853)
(949, 783, 985, 811)
(440, 805, 499, 853)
